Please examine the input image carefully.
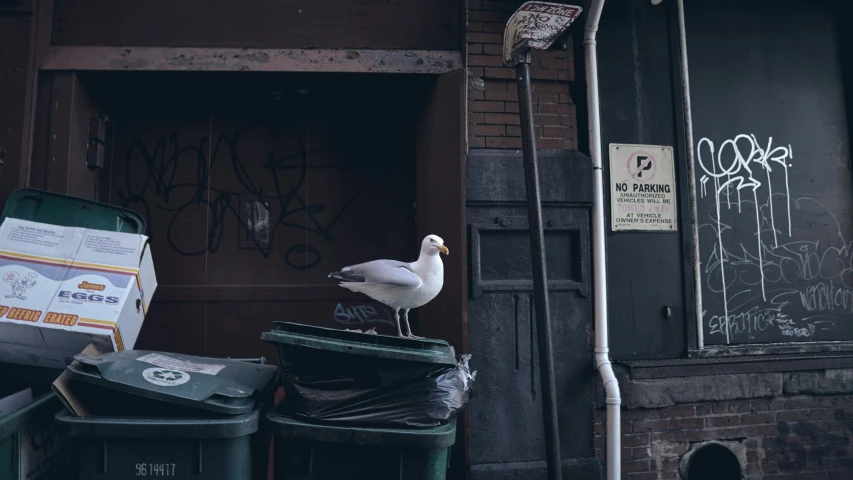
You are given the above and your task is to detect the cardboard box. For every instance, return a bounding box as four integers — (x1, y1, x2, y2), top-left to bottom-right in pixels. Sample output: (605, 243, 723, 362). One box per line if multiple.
(0, 218, 157, 368)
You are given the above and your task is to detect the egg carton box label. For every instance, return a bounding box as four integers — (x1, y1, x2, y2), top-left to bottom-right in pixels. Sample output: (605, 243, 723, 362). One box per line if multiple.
(0, 218, 157, 368)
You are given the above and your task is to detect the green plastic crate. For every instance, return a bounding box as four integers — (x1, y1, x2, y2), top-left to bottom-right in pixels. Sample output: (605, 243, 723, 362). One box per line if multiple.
(1, 188, 145, 234)
(267, 410, 456, 480)
(55, 410, 260, 480)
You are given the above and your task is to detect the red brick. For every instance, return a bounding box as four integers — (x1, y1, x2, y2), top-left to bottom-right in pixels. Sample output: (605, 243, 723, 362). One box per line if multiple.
(629, 447, 651, 460)
(595, 422, 606, 435)
(468, 44, 484, 55)
(468, 66, 485, 77)
(622, 434, 650, 447)
(558, 69, 574, 81)
(711, 401, 752, 414)
(486, 89, 517, 101)
(470, 113, 485, 123)
(534, 114, 562, 126)
(532, 92, 559, 103)
(695, 404, 714, 415)
(538, 56, 570, 69)
(483, 67, 514, 79)
(651, 430, 686, 442)
(558, 93, 574, 104)
(705, 415, 740, 428)
(486, 137, 522, 149)
(469, 90, 485, 101)
(542, 126, 573, 138)
(741, 413, 775, 425)
(468, 21, 484, 32)
(533, 82, 569, 94)
(539, 103, 574, 115)
(483, 43, 503, 56)
(506, 125, 521, 136)
(471, 101, 505, 112)
(751, 399, 785, 412)
(468, 32, 503, 44)
(469, 55, 504, 67)
(560, 114, 577, 127)
(468, 0, 483, 8)
(482, 22, 505, 33)
(632, 419, 668, 432)
(469, 10, 501, 21)
(622, 460, 650, 473)
(530, 68, 559, 80)
(667, 417, 703, 430)
(482, 1, 508, 11)
(472, 125, 505, 137)
(484, 113, 520, 125)
(469, 136, 485, 148)
(621, 420, 633, 434)
(536, 138, 561, 149)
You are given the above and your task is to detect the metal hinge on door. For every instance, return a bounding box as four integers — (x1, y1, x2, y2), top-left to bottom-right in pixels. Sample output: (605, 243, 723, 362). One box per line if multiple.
(87, 114, 108, 169)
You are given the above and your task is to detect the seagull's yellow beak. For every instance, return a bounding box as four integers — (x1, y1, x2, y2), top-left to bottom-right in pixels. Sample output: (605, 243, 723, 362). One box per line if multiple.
(437, 245, 449, 255)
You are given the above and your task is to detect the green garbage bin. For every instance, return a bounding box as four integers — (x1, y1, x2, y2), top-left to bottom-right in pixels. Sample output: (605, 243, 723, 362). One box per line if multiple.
(266, 410, 456, 480)
(0, 365, 70, 480)
(56, 410, 259, 480)
(1, 188, 146, 234)
(54, 352, 279, 480)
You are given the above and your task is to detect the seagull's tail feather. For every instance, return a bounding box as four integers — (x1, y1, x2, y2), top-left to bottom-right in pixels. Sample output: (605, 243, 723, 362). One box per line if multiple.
(328, 271, 366, 283)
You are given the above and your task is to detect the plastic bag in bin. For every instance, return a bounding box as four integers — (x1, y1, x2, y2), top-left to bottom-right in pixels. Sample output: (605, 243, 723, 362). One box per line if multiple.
(276, 354, 476, 428)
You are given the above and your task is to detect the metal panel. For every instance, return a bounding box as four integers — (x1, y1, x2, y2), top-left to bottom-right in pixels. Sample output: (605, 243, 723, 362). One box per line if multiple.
(52, 0, 461, 50)
(687, 0, 853, 346)
(596, 0, 689, 359)
(466, 148, 598, 478)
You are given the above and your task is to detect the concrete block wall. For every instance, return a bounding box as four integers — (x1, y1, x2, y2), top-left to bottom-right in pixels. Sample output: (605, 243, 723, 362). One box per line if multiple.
(467, 0, 579, 151)
(594, 395, 853, 479)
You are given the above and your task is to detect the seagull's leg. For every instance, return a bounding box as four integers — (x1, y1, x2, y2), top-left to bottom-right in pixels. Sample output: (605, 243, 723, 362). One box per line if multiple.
(394, 308, 404, 337)
(403, 309, 423, 339)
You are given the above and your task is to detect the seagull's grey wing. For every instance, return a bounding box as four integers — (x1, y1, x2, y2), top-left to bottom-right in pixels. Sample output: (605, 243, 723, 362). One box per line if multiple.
(329, 260, 422, 288)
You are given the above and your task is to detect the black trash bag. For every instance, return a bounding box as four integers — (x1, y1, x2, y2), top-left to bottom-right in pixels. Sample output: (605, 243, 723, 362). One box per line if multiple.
(276, 351, 476, 428)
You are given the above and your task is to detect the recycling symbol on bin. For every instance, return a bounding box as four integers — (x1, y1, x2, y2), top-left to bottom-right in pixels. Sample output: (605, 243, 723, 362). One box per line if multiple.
(142, 367, 191, 387)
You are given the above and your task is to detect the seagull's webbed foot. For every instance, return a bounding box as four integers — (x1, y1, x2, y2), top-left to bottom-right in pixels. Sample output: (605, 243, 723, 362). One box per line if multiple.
(405, 333, 425, 340)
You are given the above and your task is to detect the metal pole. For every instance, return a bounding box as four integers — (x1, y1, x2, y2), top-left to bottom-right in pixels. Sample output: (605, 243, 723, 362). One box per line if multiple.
(675, 0, 704, 350)
(515, 59, 563, 480)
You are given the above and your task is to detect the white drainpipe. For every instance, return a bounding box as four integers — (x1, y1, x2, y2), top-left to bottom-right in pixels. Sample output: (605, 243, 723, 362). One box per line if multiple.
(584, 1, 622, 479)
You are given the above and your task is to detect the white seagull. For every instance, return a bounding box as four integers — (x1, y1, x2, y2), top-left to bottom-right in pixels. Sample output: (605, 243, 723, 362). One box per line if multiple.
(329, 235, 449, 338)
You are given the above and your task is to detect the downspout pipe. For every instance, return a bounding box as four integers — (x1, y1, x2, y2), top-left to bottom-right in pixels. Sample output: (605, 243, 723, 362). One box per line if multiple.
(584, 1, 622, 480)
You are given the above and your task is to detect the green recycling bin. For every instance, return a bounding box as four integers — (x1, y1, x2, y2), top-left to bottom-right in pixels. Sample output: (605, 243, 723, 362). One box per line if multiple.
(54, 352, 279, 480)
(0, 365, 70, 480)
(1, 188, 146, 234)
(56, 410, 259, 480)
(267, 410, 456, 480)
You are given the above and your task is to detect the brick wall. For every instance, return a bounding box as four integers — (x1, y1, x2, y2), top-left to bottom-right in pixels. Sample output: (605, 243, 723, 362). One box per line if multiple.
(467, 0, 579, 150)
(594, 396, 853, 479)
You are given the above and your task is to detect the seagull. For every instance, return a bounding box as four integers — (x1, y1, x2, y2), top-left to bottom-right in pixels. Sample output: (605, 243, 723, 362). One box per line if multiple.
(329, 235, 449, 339)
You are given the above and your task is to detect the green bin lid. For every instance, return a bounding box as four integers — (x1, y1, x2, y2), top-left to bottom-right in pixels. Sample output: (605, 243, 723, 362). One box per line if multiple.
(1, 188, 146, 234)
(55, 409, 259, 439)
(261, 322, 456, 366)
(65, 351, 279, 416)
(264, 410, 457, 448)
